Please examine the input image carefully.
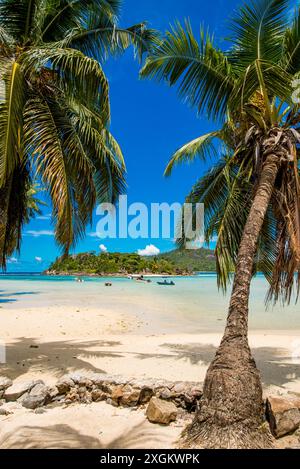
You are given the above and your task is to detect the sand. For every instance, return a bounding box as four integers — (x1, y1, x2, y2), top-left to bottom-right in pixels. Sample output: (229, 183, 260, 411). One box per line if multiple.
(0, 401, 187, 449)
(1, 302, 300, 449)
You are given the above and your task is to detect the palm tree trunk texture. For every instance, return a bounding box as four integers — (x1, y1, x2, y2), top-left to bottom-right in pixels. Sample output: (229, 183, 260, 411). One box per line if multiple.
(182, 150, 282, 449)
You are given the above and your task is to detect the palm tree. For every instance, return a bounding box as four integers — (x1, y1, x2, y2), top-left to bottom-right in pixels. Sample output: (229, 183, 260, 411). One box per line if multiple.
(142, 0, 300, 448)
(0, 0, 157, 267)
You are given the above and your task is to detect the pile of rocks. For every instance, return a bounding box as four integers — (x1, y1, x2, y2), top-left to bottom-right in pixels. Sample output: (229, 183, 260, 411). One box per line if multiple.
(1, 373, 300, 439)
(54, 373, 202, 412)
(0, 373, 202, 416)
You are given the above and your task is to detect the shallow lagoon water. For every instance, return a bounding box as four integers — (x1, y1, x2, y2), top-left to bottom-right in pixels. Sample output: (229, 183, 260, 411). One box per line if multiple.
(0, 273, 300, 333)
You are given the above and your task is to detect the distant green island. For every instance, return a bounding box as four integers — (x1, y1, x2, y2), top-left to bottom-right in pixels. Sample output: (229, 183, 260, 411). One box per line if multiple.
(46, 248, 216, 276)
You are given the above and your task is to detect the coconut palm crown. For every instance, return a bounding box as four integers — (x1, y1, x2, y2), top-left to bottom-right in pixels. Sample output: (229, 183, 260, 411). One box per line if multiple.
(142, 0, 300, 449)
(0, 0, 158, 267)
(142, 0, 300, 305)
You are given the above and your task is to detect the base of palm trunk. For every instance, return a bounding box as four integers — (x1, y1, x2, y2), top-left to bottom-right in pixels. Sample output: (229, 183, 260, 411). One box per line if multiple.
(179, 415, 273, 449)
(179, 346, 274, 449)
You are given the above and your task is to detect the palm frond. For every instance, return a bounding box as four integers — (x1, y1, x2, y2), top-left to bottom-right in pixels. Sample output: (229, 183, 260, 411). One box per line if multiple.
(65, 23, 160, 62)
(228, 0, 289, 68)
(176, 154, 254, 290)
(0, 60, 26, 185)
(266, 158, 300, 304)
(254, 203, 278, 284)
(282, 7, 300, 74)
(0, 25, 14, 55)
(213, 163, 252, 290)
(22, 47, 110, 123)
(41, 0, 121, 42)
(0, 0, 38, 42)
(24, 96, 95, 252)
(102, 127, 125, 169)
(93, 150, 126, 204)
(229, 60, 293, 116)
(0, 164, 31, 268)
(141, 21, 235, 121)
(165, 131, 220, 176)
(25, 182, 47, 219)
(71, 108, 126, 203)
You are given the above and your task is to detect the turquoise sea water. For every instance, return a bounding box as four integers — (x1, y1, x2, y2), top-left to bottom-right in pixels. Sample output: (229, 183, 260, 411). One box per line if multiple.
(0, 273, 300, 332)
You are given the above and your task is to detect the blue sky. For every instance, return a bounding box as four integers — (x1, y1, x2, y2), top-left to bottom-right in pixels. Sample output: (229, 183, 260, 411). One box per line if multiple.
(7, 0, 299, 272)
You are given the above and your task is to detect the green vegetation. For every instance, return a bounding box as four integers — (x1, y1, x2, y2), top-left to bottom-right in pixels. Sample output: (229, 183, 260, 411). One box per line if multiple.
(0, 0, 157, 268)
(158, 248, 216, 272)
(142, 0, 300, 450)
(47, 248, 216, 275)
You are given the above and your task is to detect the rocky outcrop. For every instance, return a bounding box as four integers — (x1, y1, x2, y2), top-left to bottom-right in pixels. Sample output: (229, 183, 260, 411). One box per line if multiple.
(56, 377, 75, 395)
(57, 373, 202, 411)
(266, 396, 300, 438)
(4, 380, 43, 402)
(21, 383, 51, 410)
(0, 373, 201, 415)
(1, 372, 300, 439)
(0, 377, 12, 399)
(0, 377, 12, 392)
(146, 397, 177, 424)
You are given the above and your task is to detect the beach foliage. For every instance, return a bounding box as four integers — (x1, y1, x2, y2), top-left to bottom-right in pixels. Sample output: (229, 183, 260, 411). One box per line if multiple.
(142, 0, 300, 448)
(47, 247, 216, 275)
(0, 0, 158, 267)
(142, 1, 300, 304)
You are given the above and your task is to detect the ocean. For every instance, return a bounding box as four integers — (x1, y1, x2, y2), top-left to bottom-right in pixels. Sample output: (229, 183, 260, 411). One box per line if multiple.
(1, 273, 300, 333)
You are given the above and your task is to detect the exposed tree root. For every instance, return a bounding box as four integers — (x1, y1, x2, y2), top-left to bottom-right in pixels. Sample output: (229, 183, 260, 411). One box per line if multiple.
(179, 414, 274, 449)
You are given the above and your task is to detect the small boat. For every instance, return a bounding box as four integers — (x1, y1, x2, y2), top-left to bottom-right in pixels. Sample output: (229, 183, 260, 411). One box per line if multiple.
(157, 280, 175, 286)
(136, 275, 148, 282)
(75, 277, 84, 283)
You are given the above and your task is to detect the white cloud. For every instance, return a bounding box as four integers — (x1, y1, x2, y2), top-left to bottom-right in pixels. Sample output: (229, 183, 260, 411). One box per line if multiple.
(7, 257, 18, 264)
(99, 244, 108, 253)
(88, 232, 99, 238)
(26, 230, 54, 237)
(35, 257, 42, 263)
(137, 244, 160, 257)
(36, 213, 51, 221)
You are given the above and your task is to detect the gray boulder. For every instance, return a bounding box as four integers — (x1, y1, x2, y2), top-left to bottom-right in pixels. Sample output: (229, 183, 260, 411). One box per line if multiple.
(21, 383, 50, 409)
(0, 407, 12, 416)
(0, 377, 12, 392)
(4, 380, 43, 401)
(48, 385, 59, 399)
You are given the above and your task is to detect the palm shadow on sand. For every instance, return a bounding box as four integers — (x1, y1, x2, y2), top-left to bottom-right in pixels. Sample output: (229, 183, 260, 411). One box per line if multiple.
(0, 420, 175, 449)
(0, 291, 40, 304)
(159, 343, 300, 388)
(1, 337, 300, 389)
(0, 337, 122, 380)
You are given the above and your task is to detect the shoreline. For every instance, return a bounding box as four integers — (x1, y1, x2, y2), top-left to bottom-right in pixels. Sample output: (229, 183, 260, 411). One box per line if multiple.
(1, 281, 300, 449)
(44, 271, 197, 278)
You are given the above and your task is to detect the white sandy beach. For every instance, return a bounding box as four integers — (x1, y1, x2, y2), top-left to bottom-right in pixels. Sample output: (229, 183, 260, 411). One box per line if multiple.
(1, 276, 300, 448)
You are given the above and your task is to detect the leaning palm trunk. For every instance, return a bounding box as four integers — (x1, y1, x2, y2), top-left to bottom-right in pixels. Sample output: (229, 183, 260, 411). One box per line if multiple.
(181, 130, 290, 449)
(142, 5, 300, 449)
